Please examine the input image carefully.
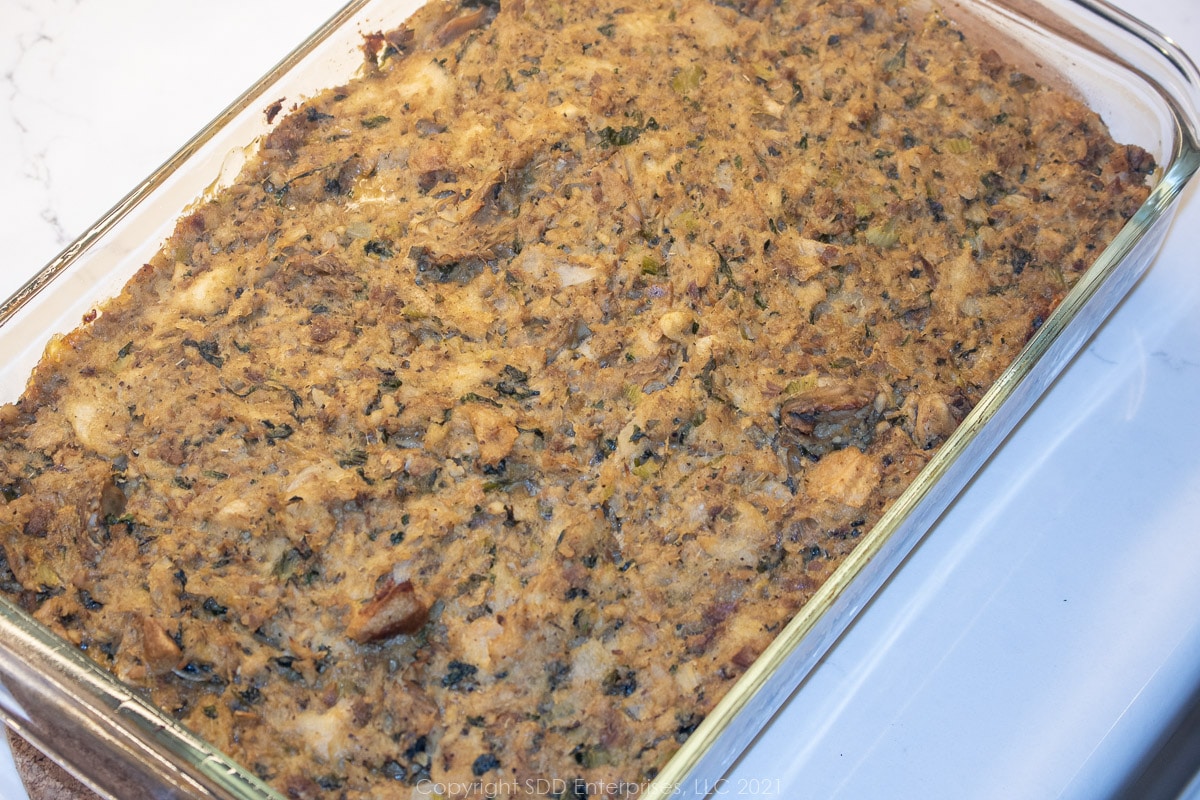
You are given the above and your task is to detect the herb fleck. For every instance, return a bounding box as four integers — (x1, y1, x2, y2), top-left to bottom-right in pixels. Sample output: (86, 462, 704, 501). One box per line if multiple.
(602, 667, 638, 697)
(597, 118, 659, 147)
(443, 660, 479, 691)
(472, 753, 500, 777)
(203, 597, 228, 616)
(182, 338, 223, 368)
(364, 239, 395, 258)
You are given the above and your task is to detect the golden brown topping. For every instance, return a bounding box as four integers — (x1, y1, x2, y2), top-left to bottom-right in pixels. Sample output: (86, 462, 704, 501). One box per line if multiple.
(463, 403, 519, 466)
(913, 393, 965, 450)
(140, 617, 181, 675)
(0, 0, 1153, 794)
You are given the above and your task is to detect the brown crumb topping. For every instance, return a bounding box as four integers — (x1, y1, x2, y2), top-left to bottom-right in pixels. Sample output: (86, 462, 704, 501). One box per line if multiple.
(0, 0, 1152, 796)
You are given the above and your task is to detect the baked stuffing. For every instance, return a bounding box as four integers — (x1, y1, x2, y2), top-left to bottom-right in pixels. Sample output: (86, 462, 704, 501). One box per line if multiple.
(0, 0, 1153, 796)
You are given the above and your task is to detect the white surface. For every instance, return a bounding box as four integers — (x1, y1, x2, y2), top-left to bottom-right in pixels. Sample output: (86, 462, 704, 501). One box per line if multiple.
(0, 733, 25, 800)
(1, 1, 1198, 798)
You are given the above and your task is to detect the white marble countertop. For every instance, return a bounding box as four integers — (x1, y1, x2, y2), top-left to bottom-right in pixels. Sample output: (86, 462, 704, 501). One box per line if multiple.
(1, 1, 1198, 798)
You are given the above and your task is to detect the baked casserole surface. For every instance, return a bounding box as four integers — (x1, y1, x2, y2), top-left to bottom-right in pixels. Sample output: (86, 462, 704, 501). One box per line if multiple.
(0, 0, 1152, 796)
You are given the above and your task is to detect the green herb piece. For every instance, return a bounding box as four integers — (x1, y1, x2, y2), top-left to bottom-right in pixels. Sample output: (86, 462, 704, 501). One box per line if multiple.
(315, 775, 345, 791)
(716, 251, 743, 291)
(182, 338, 223, 368)
(261, 420, 295, 443)
(337, 449, 368, 468)
(622, 384, 643, 407)
(597, 117, 659, 147)
(494, 365, 538, 400)
(602, 667, 638, 697)
(443, 660, 479, 690)
(273, 549, 303, 582)
(944, 137, 973, 154)
(472, 753, 501, 777)
(203, 597, 228, 616)
(883, 42, 907, 73)
(364, 239, 394, 258)
(571, 743, 612, 768)
(865, 220, 900, 248)
(461, 392, 503, 408)
(671, 64, 706, 95)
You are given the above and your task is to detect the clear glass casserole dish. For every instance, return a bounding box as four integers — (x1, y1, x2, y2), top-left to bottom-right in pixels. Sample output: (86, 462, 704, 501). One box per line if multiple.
(0, 0, 1197, 798)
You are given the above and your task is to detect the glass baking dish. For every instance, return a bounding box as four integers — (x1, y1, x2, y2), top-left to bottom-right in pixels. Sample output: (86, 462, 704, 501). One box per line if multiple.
(0, 0, 1196, 798)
